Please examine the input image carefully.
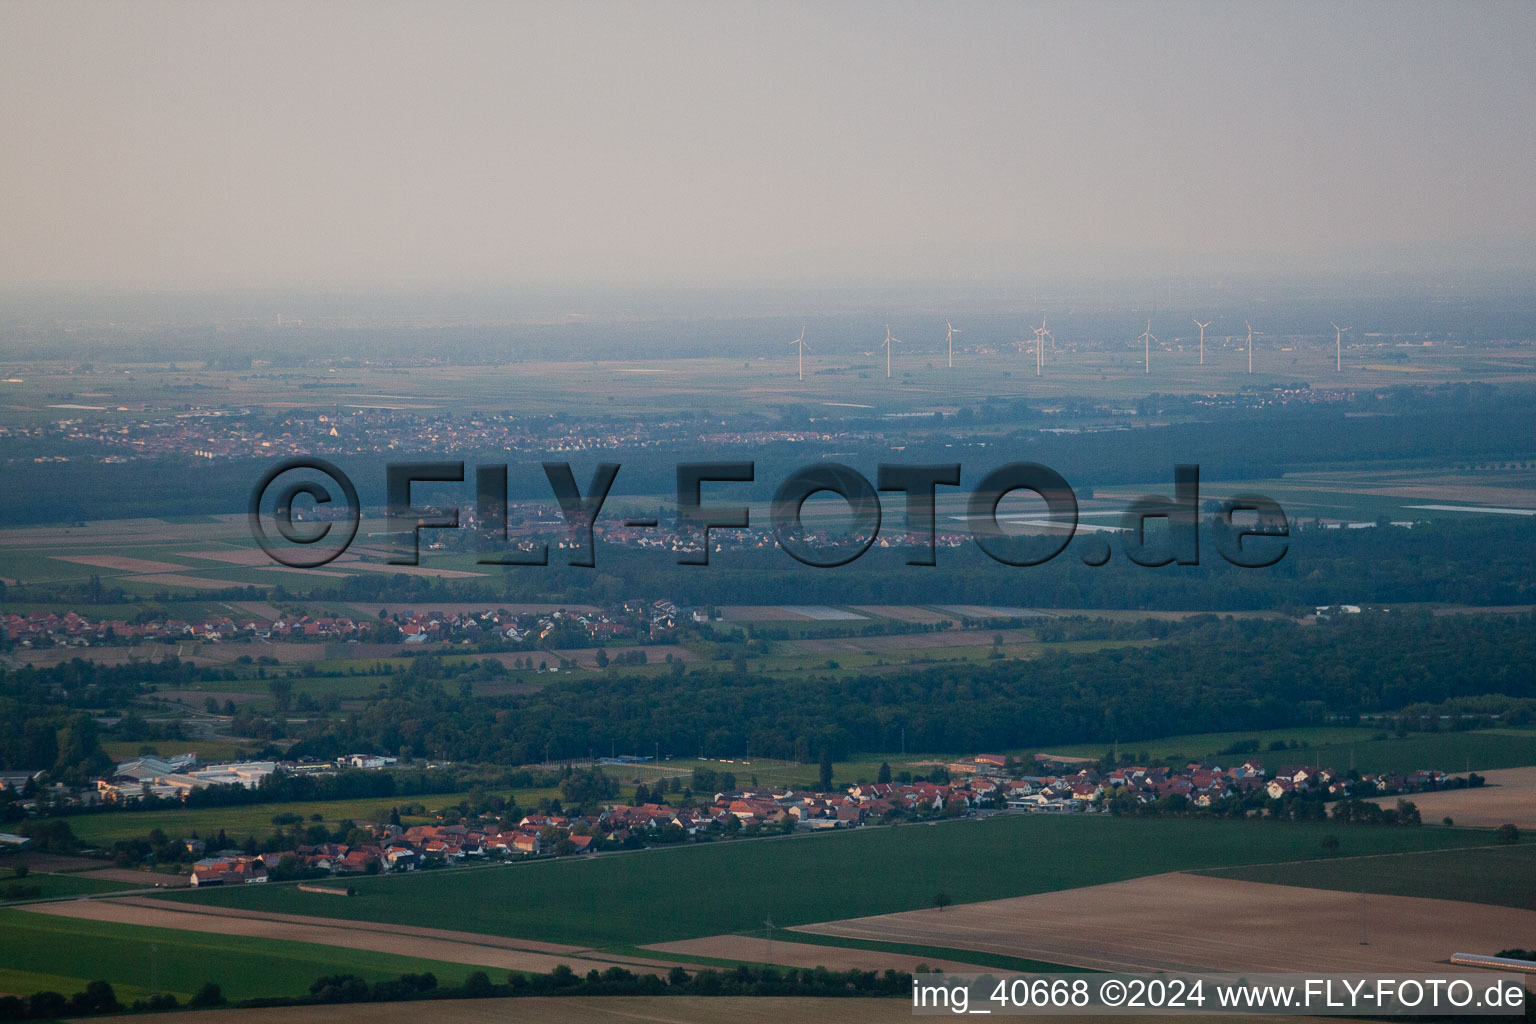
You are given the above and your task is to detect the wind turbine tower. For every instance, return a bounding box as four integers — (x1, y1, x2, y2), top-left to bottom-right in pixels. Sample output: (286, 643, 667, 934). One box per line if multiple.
(1331, 321, 1350, 372)
(1139, 320, 1157, 374)
(789, 326, 809, 381)
(1194, 319, 1212, 365)
(1033, 316, 1048, 376)
(1246, 320, 1264, 374)
(882, 324, 901, 379)
(945, 319, 961, 369)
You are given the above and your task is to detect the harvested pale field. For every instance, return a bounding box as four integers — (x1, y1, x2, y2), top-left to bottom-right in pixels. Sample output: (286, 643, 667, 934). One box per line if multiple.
(53, 554, 190, 573)
(796, 872, 1536, 975)
(645, 934, 995, 974)
(179, 549, 286, 565)
(61, 867, 189, 887)
(0, 519, 242, 548)
(255, 566, 356, 578)
(126, 573, 266, 590)
(180, 550, 353, 577)
(848, 605, 957, 624)
(8, 647, 187, 668)
(72, 996, 933, 1024)
(331, 560, 487, 579)
(541, 645, 699, 668)
(932, 605, 1051, 620)
(23, 899, 690, 977)
(793, 628, 1035, 654)
(1367, 766, 1536, 829)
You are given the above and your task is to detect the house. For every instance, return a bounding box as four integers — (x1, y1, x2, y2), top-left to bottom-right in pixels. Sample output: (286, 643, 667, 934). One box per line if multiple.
(190, 857, 268, 886)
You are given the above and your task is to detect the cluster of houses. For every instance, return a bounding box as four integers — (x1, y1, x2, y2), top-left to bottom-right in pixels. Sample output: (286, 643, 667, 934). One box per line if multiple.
(185, 758, 1427, 888)
(0, 610, 369, 647)
(942, 754, 1455, 809)
(1, 604, 678, 650)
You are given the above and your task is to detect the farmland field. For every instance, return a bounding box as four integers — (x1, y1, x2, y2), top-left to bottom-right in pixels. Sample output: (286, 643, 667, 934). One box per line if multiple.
(1364, 765, 1536, 829)
(1197, 841, 1536, 910)
(158, 815, 1492, 948)
(0, 869, 137, 901)
(794, 870, 1536, 975)
(0, 908, 481, 1003)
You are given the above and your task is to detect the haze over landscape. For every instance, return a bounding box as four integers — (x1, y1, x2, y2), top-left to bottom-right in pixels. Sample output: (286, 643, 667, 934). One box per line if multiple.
(2, 1, 1534, 293)
(1, 4, 1535, 1022)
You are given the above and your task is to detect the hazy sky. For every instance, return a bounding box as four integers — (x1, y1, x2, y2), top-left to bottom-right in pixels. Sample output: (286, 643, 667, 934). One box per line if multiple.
(2, 2, 1533, 290)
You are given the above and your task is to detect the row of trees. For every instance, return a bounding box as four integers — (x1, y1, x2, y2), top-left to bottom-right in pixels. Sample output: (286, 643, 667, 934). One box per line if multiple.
(0, 958, 923, 1020)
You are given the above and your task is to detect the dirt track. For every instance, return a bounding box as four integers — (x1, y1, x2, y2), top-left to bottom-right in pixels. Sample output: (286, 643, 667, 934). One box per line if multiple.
(644, 934, 996, 974)
(1367, 767, 1536, 829)
(22, 897, 697, 976)
(795, 872, 1536, 975)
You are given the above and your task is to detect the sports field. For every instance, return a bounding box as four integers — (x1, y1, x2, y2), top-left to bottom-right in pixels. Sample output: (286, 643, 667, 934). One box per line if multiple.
(159, 815, 1491, 948)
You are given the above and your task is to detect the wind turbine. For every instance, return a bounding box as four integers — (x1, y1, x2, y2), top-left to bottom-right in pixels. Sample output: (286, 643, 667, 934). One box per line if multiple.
(1193, 319, 1212, 365)
(944, 319, 961, 369)
(1330, 321, 1350, 372)
(1245, 320, 1264, 374)
(788, 326, 809, 381)
(881, 324, 901, 379)
(1139, 320, 1157, 374)
(1032, 316, 1048, 376)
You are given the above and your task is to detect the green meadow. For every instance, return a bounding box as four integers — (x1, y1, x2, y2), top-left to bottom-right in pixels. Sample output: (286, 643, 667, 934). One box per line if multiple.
(0, 909, 479, 1003)
(0, 870, 137, 902)
(163, 814, 1492, 948)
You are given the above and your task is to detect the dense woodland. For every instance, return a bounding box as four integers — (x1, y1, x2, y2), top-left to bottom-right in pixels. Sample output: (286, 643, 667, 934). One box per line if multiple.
(243, 612, 1536, 765)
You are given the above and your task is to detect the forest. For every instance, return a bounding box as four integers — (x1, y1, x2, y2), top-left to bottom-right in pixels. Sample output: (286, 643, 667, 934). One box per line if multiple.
(269, 610, 1533, 765)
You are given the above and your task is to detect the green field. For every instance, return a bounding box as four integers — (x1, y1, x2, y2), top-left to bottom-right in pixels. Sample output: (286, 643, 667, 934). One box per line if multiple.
(1198, 842, 1536, 911)
(0, 870, 137, 902)
(161, 815, 1493, 948)
(0, 909, 479, 1003)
